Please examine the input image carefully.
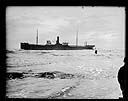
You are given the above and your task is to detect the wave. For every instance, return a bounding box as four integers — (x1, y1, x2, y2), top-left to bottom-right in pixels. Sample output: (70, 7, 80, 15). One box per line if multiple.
(7, 62, 48, 68)
(6, 50, 16, 54)
(51, 54, 72, 56)
(40, 52, 51, 54)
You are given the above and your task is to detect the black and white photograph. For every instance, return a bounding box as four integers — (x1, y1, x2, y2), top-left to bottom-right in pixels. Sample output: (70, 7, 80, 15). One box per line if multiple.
(6, 6, 126, 99)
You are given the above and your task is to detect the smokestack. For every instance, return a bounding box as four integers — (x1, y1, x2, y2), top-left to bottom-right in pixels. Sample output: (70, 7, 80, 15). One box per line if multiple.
(36, 29, 38, 45)
(56, 36, 59, 44)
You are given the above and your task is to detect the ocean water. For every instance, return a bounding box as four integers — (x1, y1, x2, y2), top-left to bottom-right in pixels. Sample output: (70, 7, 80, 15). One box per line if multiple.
(6, 48, 125, 99)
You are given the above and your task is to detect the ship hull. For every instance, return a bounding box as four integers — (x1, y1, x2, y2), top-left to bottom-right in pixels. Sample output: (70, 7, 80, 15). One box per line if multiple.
(21, 43, 95, 50)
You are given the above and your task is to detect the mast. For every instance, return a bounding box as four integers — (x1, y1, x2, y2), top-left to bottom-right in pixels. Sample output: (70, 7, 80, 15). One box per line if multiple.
(36, 29, 38, 45)
(76, 29, 78, 46)
(84, 41, 87, 46)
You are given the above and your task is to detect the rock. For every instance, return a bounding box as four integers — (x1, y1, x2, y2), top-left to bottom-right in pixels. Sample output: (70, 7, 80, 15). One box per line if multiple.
(36, 71, 75, 79)
(7, 72, 24, 80)
(37, 72, 55, 79)
(59, 73, 74, 79)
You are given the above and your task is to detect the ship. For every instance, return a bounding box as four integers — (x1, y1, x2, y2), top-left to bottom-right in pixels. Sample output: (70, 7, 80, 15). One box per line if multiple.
(20, 29, 95, 50)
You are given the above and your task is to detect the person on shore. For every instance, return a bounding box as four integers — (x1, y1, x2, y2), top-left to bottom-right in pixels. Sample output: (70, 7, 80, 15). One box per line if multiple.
(95, 49, 97, 54)
(118, 57, 128, 99)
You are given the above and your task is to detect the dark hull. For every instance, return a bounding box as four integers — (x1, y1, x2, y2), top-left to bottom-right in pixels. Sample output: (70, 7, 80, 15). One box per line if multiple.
(21, 43, 95, 50)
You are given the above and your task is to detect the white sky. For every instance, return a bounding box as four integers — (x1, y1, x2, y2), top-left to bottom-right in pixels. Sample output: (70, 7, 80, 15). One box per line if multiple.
(6, 6, 125, 50)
